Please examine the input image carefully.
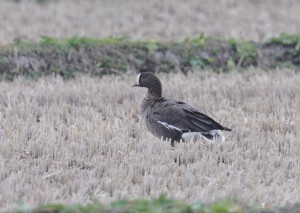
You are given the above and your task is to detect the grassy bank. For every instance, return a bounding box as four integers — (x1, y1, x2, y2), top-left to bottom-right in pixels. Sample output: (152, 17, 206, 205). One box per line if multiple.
(12, 196, 300, 213)
(0, 34, 300, 80)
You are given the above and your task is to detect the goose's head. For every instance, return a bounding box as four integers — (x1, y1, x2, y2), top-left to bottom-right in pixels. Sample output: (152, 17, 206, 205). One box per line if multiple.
(133, 72, 162, 98)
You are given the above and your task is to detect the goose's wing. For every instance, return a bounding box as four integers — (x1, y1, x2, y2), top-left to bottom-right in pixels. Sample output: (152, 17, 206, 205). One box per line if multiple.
(150, 99, 229, 133)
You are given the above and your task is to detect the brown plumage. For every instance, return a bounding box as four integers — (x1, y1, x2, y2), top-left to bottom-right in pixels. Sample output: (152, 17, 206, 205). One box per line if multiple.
(133, 72, 231, 145)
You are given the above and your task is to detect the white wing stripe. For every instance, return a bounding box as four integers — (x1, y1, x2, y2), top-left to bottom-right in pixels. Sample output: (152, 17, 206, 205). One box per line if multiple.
(157, 121, 181, 132)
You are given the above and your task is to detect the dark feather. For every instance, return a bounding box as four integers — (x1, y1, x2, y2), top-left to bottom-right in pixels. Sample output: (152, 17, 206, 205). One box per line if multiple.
(150, 99, 230, 133)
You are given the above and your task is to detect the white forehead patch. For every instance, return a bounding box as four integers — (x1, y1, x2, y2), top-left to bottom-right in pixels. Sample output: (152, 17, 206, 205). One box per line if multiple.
(136, 73, 141, 85)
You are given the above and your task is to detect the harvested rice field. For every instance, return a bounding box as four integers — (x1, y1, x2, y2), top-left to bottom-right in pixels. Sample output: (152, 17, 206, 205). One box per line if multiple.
(1, 0, 300, 212)
(1, 0, 300, 45)
(0, 70, 299, 211)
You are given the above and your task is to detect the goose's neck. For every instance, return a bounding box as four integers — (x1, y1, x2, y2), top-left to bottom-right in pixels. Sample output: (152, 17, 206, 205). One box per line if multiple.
(147, 88, 162, 99)
(147, 81, 162, 99)
(141, 82, 162, 115)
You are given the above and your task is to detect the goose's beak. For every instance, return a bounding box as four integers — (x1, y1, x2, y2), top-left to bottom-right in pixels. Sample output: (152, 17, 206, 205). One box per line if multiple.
(132, 83, 139, 87)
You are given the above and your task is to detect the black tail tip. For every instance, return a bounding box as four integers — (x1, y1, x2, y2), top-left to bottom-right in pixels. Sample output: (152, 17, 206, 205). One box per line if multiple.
(223, 127, 232, 131)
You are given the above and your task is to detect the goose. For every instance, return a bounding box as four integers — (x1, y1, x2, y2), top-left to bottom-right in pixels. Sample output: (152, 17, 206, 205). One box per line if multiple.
(133, 72, 231, 146)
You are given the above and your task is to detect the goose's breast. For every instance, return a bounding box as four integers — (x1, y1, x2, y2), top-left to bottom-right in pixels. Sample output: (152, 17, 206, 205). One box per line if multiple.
(144, 113, 161, 138)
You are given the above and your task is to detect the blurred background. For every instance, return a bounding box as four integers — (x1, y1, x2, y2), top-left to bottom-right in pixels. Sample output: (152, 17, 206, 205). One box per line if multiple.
(1, 0, 300, 45)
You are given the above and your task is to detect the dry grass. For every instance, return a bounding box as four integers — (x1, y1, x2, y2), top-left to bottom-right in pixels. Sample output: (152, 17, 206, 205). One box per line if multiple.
(0, 70, 299, 211)
(1, 0, 300, 45)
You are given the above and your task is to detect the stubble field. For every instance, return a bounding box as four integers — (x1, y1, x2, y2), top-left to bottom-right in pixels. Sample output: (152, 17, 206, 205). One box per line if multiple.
(0, 70, 299, 210)
(1, 0, 300, 45)
(1, 0, 300, 211)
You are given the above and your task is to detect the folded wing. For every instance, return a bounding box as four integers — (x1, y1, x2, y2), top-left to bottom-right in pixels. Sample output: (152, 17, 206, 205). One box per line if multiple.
(150, 99, 231, 134)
